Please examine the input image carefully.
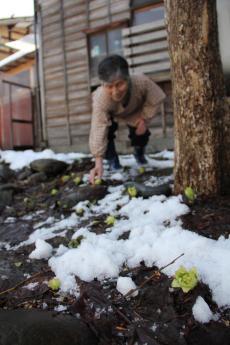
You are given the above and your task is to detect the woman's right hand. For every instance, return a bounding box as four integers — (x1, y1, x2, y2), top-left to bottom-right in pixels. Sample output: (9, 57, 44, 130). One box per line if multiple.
(89, 157, 103, 184)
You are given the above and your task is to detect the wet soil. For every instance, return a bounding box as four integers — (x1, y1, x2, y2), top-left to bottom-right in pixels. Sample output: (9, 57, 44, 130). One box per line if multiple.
(0, 157, 230, 345)
(181, 196, 230, 240)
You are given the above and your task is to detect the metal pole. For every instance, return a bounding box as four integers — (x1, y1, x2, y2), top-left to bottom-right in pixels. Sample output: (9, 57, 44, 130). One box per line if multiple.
(108, 0, 111, 22)
(60, 0, 72, 146)
(9, 84, 14, 148)
(33, 0, 43, 146)
(34, 0, 48, 145)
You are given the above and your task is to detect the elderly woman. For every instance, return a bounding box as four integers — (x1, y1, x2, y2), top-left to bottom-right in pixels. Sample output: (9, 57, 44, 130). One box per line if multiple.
(89, 55, 165, 184)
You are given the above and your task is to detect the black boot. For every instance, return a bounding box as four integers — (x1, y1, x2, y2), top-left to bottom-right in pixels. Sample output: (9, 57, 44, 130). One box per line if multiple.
(105, 120, 122, 170)
(107, 154, 121, 170)
(134, 146, 148, 165)
(105, 139, 121, 170)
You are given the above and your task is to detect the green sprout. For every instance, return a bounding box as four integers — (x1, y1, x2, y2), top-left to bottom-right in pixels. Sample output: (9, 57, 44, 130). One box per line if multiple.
(91, 220, 100, 226)
(184, 187, 196, 203)
(138, 166, 145, 174)
(48, 277, 61, 291)
(127, 186, 137, 198)
(75, 208, 84, 216)
(73, 176, 82, 185)
(61, 175, 70, 183)
(68, 235, 85, 249)
(105, 215, 116, 226)
(14, 262, 22, 268)
(94, 178, 102, 185)
(51, 188, 58, 196)
(171, 266, 198, 293)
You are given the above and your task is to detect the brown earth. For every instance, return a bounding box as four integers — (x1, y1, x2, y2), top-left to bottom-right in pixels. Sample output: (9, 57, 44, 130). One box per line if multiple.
(0, 157, 230, 345)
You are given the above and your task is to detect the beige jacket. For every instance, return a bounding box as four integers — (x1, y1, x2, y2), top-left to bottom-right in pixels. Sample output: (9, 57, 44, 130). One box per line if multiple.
(89, 74, 166, 157)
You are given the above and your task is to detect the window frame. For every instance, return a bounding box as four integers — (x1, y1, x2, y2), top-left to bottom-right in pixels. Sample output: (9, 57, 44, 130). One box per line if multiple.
(131, 0, 163, 10)
(87, 22, 127, 87)
(132, 1, 164, 27)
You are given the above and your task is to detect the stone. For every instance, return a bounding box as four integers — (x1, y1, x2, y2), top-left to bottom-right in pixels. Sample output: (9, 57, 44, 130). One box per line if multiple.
(0, 184, 19, 209)
(0, 190, 13, 209)
(0, 221, 33, 246)
(30, 159, 68, 176)
(0, 310, 98, 345)
(124, 182, 171, 198)
(60, 185, 107, 208)
(0, 163, 14, 183)
(17, 167, 33, 181)
(27, 172, 47, 185)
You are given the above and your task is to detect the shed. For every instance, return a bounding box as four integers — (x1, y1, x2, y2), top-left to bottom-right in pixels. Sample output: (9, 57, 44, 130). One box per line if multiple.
(35, 0, 230, 153)
(35, 0, 173, 153)
(0, 33, 39, 150)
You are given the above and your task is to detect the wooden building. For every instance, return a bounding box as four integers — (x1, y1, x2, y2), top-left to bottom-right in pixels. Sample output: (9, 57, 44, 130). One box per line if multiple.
(35, 0, 230, 153)
(0, 18, 38, 150)
(35, 0, 173, 153)
(0, 17, 33, 60)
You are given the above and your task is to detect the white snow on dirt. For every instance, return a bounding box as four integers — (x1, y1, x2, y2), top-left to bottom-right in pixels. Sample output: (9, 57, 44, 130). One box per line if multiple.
(192, 296, 217, 323)
(0, 149, 88, 170)
(2, 149, 230, 311)
(116, 276, 138, 297)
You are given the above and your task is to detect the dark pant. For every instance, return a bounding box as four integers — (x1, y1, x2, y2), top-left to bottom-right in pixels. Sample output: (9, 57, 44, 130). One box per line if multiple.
(105, 120, 151, 159)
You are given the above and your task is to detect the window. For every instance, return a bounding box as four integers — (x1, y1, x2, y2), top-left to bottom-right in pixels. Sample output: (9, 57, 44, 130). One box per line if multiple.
(89, 28, 123, 82)
(133, 3, 165, 27)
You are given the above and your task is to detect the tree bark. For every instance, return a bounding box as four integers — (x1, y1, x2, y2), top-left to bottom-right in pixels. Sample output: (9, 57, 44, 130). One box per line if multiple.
(164, 0, 230, 196)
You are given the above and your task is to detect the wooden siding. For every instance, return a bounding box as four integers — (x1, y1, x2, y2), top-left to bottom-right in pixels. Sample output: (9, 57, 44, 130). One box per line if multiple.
(37, 0, 173, 153)
(0, 19, 33, 61)
(38, 0, 132, 151)
(122, 19, 171, 82)
(122, 19, 172, 146)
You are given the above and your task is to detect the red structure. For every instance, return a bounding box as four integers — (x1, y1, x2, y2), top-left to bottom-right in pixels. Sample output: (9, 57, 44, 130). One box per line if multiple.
(0, 74, 34, 149)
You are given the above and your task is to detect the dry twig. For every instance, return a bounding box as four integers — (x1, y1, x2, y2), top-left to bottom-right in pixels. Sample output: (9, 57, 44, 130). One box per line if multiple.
(0, 269, 51, 296)
(124, 253, 184, 298)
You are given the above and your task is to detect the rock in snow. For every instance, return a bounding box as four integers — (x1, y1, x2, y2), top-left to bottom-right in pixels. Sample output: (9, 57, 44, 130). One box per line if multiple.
(30, 159, 67, 176)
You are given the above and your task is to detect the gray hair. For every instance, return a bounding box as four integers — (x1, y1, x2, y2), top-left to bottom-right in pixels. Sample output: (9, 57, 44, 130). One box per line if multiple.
(98, 55, 129, 82)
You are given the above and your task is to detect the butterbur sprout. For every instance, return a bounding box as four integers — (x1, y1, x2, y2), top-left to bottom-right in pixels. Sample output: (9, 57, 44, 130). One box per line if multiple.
(105, 215, 116, 226)
(61, 175, 70, 183)
(94, 178, 102, 185)
(171, 266, 198, 293)
(68, 235, 85, 249)
(76, 208, 84, 216)
(184, 187, 196, 203)
(138, 167, 145, 174)
(48, 278, 61, 291)
(74, 176, 82, 185)
(127, 186, 137, 198)
(51, 188, 58, 196)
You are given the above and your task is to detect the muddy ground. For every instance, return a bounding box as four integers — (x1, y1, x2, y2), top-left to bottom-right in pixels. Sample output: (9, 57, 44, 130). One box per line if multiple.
(0, 156, 230, 345)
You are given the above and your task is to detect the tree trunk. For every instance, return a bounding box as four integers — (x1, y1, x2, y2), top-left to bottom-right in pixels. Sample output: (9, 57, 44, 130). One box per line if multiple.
(164, 0, 230, 196)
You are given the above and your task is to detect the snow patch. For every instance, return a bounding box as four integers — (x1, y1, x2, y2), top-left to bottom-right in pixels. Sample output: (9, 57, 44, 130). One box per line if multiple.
(0, 149, 89, 170)
(192, 296, 216, 323)
(116, 276, 138, 297)
(29, 239, 53, 260)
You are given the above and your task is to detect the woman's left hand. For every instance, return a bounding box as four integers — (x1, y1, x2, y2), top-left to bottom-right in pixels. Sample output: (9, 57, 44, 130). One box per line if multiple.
(135, 118, 147, 135)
